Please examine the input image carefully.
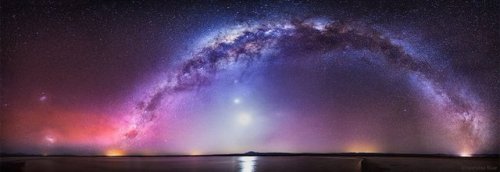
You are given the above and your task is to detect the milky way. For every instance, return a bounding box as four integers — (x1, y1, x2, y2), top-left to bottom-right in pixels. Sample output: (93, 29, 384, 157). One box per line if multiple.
(1, 1, 498, 155)
(125, 18, 492, 154)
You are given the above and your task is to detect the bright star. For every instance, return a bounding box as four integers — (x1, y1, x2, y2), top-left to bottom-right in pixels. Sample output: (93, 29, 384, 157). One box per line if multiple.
(233, 98, 241, 104)
(44, 136, 55, 144)
(39, 95, 48, 102)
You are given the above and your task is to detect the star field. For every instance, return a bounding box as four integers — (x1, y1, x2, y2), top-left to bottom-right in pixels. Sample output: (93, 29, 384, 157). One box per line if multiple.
(1, 0, 499, 156)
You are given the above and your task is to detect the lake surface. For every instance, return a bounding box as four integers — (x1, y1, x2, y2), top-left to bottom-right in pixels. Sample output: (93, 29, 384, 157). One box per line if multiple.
(1, 156, 498, 172)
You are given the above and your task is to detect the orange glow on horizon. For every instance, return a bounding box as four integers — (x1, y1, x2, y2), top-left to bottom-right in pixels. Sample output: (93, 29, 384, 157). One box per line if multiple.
(105, 149, 125, 156)
(459, 152, 472, 157)
(459, 149, 472, 157)
(345, 143, 379, 153)
(190, 150, 202, 156)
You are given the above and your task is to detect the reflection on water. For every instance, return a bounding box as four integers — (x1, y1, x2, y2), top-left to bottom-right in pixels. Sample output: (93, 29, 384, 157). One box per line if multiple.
(1, 156, 497, 172)
(238, 156, 257, 172)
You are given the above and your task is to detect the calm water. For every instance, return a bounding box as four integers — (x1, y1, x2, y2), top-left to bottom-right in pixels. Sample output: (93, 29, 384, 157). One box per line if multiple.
(1, 156, 498, 172)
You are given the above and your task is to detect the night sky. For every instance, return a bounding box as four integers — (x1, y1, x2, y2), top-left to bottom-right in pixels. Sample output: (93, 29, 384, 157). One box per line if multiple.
(1, 0, 499, 156)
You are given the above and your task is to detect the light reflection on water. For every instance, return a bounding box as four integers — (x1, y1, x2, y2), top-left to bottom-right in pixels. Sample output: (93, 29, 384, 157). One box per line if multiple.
(238, 156, 257, 172)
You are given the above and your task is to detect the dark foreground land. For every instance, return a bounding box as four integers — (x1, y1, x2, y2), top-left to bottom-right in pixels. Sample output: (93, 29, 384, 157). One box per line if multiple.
(1, 155, 499, 172)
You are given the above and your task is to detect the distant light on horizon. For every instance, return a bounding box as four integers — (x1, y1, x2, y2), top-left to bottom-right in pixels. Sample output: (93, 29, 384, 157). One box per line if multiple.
(105, 149, 125, 157)
(345, 143, 379, 153)
(459, 152, 472, 157)
(190, 150, 202, 156)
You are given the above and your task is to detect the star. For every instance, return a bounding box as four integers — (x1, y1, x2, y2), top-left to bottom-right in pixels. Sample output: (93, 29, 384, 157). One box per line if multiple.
(44, 136, 55, 144)
(233, 98, 241, 104)
(39, 95, 48, 102)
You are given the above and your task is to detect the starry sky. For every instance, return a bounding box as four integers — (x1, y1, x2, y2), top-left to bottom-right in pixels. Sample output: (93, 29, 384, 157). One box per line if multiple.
(1, 0, 499, 156)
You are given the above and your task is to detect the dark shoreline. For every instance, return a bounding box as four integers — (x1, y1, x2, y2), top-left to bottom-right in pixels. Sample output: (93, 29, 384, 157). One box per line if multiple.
(2, 154, 498, 172)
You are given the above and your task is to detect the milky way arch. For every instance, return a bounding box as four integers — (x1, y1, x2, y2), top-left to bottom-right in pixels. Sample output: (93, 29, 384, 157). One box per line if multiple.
(124, 18, 491, 153)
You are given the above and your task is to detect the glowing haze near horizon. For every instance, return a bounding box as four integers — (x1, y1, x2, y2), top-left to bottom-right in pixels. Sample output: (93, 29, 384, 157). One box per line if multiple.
(1, 1, 499, 156)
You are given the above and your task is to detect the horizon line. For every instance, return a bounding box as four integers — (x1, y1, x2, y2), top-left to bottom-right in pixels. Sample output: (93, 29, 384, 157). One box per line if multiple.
(2, 152, 499, 158)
